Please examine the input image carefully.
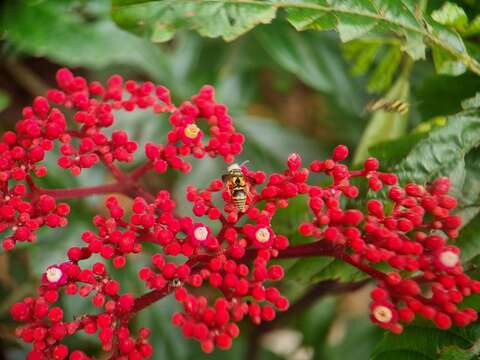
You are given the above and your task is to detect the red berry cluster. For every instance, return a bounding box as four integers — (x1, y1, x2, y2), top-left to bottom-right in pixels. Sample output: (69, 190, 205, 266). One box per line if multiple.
(11, 259, 152, 360)
(304, 145, 480, 333)
(0, 186, 70, 250)
(6, 70, 480, 359)
(0, 68, 243, 251)
(144, 86, 244, 174)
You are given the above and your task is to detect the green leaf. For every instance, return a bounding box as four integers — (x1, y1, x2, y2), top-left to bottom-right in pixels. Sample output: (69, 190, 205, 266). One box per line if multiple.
(136, 298, 192, 359)
(395, 112, 480, 185)
(29, 221, 89, 274)
(367, 46, 402, 93)
(462, 92, 480, 110)
(416, 71, 480, 119)
(353, 70, 410, 165)
(270, 195, 310, 242)
(255, 26, 339, 94)
(413, 116, 448, 133)
(453, 149, 480, 225)
(432, 45, 467, 76)
(110, 0, 480, 76)
(2, 0, 169, 78)
(344, 39, 405, 94)
(368, 132, 426, 167)
(298, 297, 337, 349)
(372, 323, 480, 360)
(235, 116, 326, 167)
(311, 258, 365, 283)
(427, 16, 469, 76)
(173, 156, 225, 216)
(0, 90, 10, 112)
(111, 0, 276, 42)
(287, 6, 336, 32)
(457, 215, 480, 263)
(331, 1, 378, 42)
(343, 40, 382, 76)
(440, 344, 480, 360)
(404, 31, 427, 60)
(464, 16, 480, 37)
(285, 257, 335, 285)
(256, 24, 363, 114)
(320, 317, 382, 360)
(431, 2, 469, 32)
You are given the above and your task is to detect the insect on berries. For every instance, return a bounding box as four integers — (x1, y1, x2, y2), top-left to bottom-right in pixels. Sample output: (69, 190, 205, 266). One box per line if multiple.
(222, 163, 255, 212)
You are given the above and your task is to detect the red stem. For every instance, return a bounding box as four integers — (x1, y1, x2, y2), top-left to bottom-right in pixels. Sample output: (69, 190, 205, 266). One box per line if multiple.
(130, 241, 387, 313)
(102, 160, 128, 182)
(133, 285, 172, 313)
(25, 175, 37, 192)
(130, 161, 154, 181)
(337, 252, 387, 280)
(349, 170, 366, 177)
(133, 254, 213, 312)
(276, 241, 338, 259)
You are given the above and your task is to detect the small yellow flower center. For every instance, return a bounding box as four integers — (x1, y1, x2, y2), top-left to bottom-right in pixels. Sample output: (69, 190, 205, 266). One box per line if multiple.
(439, 251, 459, 267)
(255, 228, 270, 243)
(46, 267, 63, 283)
(373, 305, 393, 323)
(194, 226, 208, 241)
(184, 124, 200, 139)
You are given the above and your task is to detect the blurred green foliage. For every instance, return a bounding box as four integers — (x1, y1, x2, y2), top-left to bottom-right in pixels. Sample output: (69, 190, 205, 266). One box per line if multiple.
(1, 0, 480, 359)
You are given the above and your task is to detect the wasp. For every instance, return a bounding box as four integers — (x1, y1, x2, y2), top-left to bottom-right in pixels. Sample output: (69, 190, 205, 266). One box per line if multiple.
(222, 163, 254, 212)
(365, 99, 410, 115)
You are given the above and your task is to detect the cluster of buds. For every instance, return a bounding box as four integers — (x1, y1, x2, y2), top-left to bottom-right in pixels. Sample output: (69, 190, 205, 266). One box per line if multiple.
(0, 68, 242, 251)
(11, 259, 152, 359)
(6, 70, 480, 359)
(0, 188, 70, 250)
(305, 145, 480, 333)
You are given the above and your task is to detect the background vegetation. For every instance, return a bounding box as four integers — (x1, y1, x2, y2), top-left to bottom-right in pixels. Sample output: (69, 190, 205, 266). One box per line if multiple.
(1, 0, 480, 359)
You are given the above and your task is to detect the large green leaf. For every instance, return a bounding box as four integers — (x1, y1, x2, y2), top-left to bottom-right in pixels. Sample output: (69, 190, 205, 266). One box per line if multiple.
(255, 24, 363, 114)
(396, 112, 480, 185)
(416, 74, 480, 120)
(111, 0, 276, 41)
(369, 132, 427, 167)
(372, 323, 480, 360)
(110, 0, 480, 76)
(2, 0, 170, 78)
